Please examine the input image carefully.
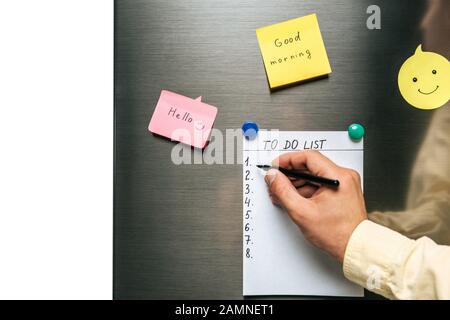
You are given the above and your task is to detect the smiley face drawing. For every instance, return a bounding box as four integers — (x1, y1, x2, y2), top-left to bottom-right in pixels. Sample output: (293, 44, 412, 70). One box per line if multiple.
(398, 45, 450, 110)
(194, 120, 205, 131)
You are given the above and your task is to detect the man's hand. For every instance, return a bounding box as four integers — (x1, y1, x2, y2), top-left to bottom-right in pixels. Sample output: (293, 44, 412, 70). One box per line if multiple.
(264, 150, 367, 263)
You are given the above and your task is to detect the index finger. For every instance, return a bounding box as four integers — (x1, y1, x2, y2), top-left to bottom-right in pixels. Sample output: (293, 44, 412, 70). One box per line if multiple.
(272, 150, 338, 177)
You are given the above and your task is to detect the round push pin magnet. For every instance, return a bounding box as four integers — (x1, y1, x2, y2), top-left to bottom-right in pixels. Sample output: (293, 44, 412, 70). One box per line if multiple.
(348, 123, 365, 141)
(242, 121, 259, 140)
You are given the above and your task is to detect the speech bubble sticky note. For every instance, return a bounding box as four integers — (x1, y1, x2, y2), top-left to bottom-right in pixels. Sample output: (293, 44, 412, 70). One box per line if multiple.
(398, 45, 450, 110)
(148, 90, 218, 149)
(256, 14, 332, 90)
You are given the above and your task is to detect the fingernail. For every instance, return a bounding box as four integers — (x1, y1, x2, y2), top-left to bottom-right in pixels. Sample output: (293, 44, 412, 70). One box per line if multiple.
(271, 158, 280, 167)
(264, 169, 278, 186)
(269, 195, 280, 206)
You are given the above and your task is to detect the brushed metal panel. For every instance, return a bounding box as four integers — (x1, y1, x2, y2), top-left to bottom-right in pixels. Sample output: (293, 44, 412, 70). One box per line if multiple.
(114, 0, 429, 299)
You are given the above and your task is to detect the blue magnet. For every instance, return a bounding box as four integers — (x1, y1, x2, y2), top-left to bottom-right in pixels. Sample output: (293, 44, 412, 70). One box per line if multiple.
(242, 121, 259, 140)
(348, 123, 365, 141)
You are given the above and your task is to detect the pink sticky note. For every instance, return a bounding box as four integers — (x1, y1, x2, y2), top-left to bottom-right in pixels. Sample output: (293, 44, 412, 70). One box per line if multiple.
(148, 90, 218, 149)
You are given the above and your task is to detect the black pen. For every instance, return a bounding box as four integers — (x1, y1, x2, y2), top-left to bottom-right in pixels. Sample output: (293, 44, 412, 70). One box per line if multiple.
(256, 165, 340, 188)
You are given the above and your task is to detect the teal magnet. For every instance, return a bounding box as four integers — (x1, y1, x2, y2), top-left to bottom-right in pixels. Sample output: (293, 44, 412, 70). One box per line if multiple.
(348, 123, 365, 140)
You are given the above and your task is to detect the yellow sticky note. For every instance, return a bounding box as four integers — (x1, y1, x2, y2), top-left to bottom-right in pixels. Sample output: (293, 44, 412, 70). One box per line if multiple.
(256, 14, 332, 90)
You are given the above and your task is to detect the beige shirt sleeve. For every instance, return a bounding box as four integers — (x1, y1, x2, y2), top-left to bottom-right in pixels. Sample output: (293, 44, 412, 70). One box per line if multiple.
(369, 106, 450, 245)
(343, 220, 450, 299)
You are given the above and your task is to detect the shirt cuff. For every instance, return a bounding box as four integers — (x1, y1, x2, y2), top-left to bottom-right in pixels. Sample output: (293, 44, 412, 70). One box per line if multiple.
(343, 220, 414, 299)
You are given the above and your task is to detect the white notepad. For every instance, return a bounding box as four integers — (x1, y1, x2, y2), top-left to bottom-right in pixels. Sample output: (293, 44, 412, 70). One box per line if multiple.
(242, 131, 364, 296)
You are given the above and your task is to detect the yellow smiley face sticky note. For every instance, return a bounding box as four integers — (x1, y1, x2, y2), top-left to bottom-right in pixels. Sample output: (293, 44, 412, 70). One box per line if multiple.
(256, 14, 332, 90)
(398, 45, 450, 110)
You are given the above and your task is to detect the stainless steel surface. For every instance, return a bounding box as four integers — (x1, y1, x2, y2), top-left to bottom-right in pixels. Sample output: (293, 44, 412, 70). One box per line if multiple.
(114, 0, 429, 299)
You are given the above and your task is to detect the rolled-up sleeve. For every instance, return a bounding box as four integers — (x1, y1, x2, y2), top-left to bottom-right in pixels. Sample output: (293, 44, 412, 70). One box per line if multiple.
(343, 220, 450, 299)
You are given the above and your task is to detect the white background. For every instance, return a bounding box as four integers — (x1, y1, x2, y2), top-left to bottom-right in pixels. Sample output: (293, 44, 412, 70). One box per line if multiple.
(0, 1, 113, 299)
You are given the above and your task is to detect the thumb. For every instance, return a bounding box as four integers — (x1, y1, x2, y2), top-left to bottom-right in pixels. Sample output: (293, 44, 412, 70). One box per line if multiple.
(264, 169, 310, 214)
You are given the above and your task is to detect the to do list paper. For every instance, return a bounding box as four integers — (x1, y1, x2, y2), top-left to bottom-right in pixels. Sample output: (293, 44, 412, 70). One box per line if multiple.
(243, 131, 364, 297)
